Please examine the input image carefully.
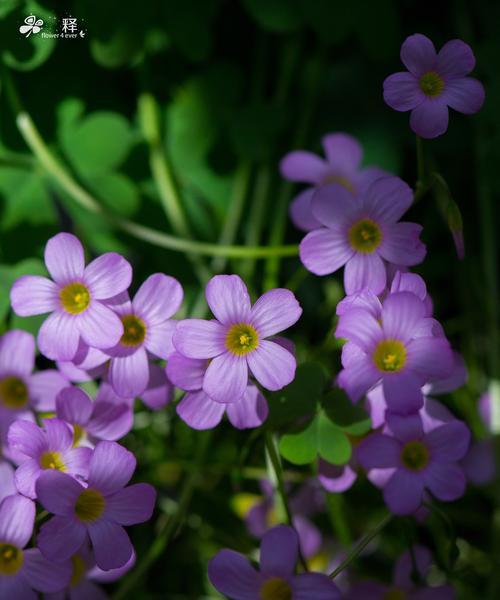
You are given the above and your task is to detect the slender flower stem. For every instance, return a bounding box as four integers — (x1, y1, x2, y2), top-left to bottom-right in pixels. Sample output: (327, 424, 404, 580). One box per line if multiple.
(328, 512, 393, 578)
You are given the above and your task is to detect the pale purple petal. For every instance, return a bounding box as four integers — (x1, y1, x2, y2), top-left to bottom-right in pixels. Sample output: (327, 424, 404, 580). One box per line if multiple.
(436, 39, 475, 78)
(280, 151, 328, 183)
(250, 289, 302, 338)
(0, 330, 35, 378)
(108, 348, 149, 398)
(318, 461, 357, 493)
(383, 72, 423, 111)
(0, 493, 35, 547)
(421, 397, 455, 433)
(383, 371, 424, 414)
(289, 188, 321, 232)
(104, 483, 156, 525)
(64, 446, 92, 478)
(0, 572, 37, 598)
(88, 441, 136, 495)
(87, 520, 133, 570)
(78, 302, 124, 350)
(87, 398, 133, 441)
(44, 233, 85, 285)
(0, 461, 16, 502)
(365, 176, 414, 223)
(10, 275, 59, 317)
(291, 573, 341, 599)
(56, 386, 93, 425)
(226, 385, 269, 429)
(37, 515, 86, 563)
(14, 459, 41, 499)
(357, 434, 401, 469)
(172, 319, 226, 359)
(260, 525, 298, 578)
(406, 336, 453, 380)
(203, 352, 248, 403)
(425, 421, 470, 461)
(379, 222, 426, 265)
(140, 363, 173, 410)
(208, 549, 261, 600)
(410, 101, 449, 139)
(176, 391, 225, 430)
(44, 418, 73, 452)
(425, 351, 467, 395)
(83, 253, 132, 300)
(144, 319, 176, 359)
(344, 252, 386, 295)
(132, 273, 183, 324)
(337, 356, 380, 403)
(8, 419, 47, 458)
(387, 412, 424, 443)
(89, 549, 136, 582)
(442, 77, 485, 114)
(383, 469, 424, 514)
(36, 470, 83, 516)
(311, 183, 361, 229)
(166, 352, 207, 391)
(247, 340, 295, 391)
(423, 462, 466, 501)
(38, 312, 80, 361)
(381, 291, 427, 342)
(205, 275, 251, 325)
(23, 548, 71, 593)
(28, 370, 69, 412)
(337, 290, 382, 318)
(300, 228, 354, 276)
(336, 308, 382, 352)
(321, 132, 362, 172)
(293, 515, 321, 559)
(400, 34, 437, 76)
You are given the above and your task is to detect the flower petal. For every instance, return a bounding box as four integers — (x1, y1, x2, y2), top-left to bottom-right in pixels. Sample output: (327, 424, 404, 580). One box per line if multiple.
(336, 307, 382, 352)
(423, 462, 466, 501)
(203, 352, 248, 403)
(289, 188, 321, 232)
(88, 441, 136, 495)
(425, 421, 471, 461)
(260, 525, 298, 578)
(176, 391, 226, 430)
(88, 520, 133, 570)
(56, 386, 93, 425)
(140, 363, 174, 410)
(337, 356, 380, 403)
(37, 515, 86, 563)
(436, 39, 475, 78)
(250, 289, 302, 338)
(104, 483, 156, 525)
(382, 371, 424, 415)
(8, 419, 46, 458)
(28, 370, 69, 412)
(406, 336, 453, 380)
(208, 549, 262, 600)
(310, 183, 360, 229)
(344, 252, 386, 295)
(300, 228, 354, 276)
(87, 396, 134, 441)
(205, 275, 251, 325)
(383, 469, 424, 514)
(386, 412, 424, 442)
(442, 77, 485, 114)
(172, 319, 226, 359)
(132, 273, 183, 324)
(365, 176, 414, 223)
(78, 302, 124, 350)
(0, 330, 35, 377)
(318, 461, 357, 493)
(144, 319, 177, 359)
(383, 72, 423, 111)
(44, 233, 85, 285)
(226, 385, 269, 429)
(38, 311, 80, 361)
(0, 493, 35, 547)
(14, 459, 41, 499)
(321, 132, 362, 172)
(108, 348, 149, 398)
(379, 222, 426, 266)
(23, 548, 71, 593)
(291, 573, 341, 599)
(381, 291, 427, 342)
(36, 470, 83, 516)
(410, 101, 449, 139)
(279, 151, 328, 183)
(357, 433, 401, 470)
(400, 34, 437, 77)
(83, 253, 132, 300)
(166, 352, 207, 391)
(10, 275, 59, 317)
(247, 341, 296, 391)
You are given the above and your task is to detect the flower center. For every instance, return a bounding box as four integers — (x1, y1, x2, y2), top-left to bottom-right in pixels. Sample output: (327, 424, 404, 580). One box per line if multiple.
(0, 376, 29, 409)
(401, 441, 429, 471)
(60, 282, 91, 315)
(348, 218, 382, 253)
(40, 451, 66, 472)
(70, 554, 87, 587)
(225, 323, 259, 356)
(260, 577, 292, 600)
(321, 174, 355, 194)
(419, 71, 445, 97)
(75, 488, 105, 522)
(72, 424, 85, 447)
(120, 314, 147, 347)
(383, 589, 407, 600)
(373, 339, 407, 372)
(0, 543, 24, 576)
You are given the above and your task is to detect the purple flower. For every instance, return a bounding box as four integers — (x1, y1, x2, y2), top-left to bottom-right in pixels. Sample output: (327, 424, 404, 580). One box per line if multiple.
(7, 418, 91, 499)
(10, 233, 132, 361)
(0, 330, 69, 433)
(318, 459, 357, 494)
(208, 525, 340, 599)
(56, 385, 133, 445)
(383, 34, 485, 138)
(336, 291, 453, 414)
(100, 273, 183, 398)
(0, 460, 15, 503)
(280, 132, 388, 232)
(300, 177, 426, 294)
(167, 352, 269, 430)
(36, 441, 156, 570)
(346, 544, 455, 599)
(172, 275, 302, 403)
(461, 440, 496, 486)
(357, 412, 470, 515)
(0, 494, 71, 596)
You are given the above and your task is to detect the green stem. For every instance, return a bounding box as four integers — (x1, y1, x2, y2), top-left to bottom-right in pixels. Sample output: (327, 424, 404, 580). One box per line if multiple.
(325, 493, 352, 547)
(328, 512, 393, 578)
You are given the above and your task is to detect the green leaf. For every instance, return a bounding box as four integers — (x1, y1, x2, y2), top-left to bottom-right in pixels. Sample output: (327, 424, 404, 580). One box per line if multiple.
(317, 413, 352, 465)
(322, 388, 371, 436)
(90, 30, 144, 69)
(279, 418, 317, 465)
(87, 172, 140, 217)
(243, 0, 303, 33)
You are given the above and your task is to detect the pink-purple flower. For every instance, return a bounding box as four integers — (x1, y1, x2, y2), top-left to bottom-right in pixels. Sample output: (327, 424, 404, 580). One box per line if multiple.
(36, 441, 156, 570)
(208, 525, 340, 599)
(10, 233, 132, 361)
(383, 34, 485, 138)
(172, 275, 302, 403)
(300, 177, 426, 294)
(280, 132, 387, 232)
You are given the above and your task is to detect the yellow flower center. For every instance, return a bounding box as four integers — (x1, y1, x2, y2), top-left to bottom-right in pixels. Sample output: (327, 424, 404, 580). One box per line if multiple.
(72, 424, 85, 447)
(75, 488, 106, 522)
(120, 314, 147, 347)
(260, 577, 292, 600)
(225, 323, 259, 356)
(60, 282, 91, 315)
(40, 451, 66, 472)
(0, 543, 24, 576)
(348, 218, 382, 253)
(0, 376, 29, 409)
(70, 554, 87, 587)
(419, 71, 445, 97)
(373, 339, 407, 372)
(401, 441, 429, 471)
(321, 174, 355, 194)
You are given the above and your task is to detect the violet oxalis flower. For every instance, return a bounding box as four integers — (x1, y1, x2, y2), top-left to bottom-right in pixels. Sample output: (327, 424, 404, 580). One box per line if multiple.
(336, 291, 453, 414)
(280, 132, 387, 232)
(0, 459, 15, 503)
(173, 275, 302, 403)
(36, 441, 156, 570)
(383, 33, 485, 138)
(300, 177, 426, 294)
(208, 525, 340, 599)
(357, 412, 470, 515)
(10, 233, 132, 362)
(0, 494, 71, 596)
(7, 418, 92, 499)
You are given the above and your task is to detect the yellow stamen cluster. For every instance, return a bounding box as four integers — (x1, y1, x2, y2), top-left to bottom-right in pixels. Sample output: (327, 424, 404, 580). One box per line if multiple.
(373, 339, 407, 373)
(0, 543, 24, 576)
(60, 282, 91, 314)
(401, 441, 429, 472)
(120, 314, 147, 347)
(321, 174, 355, 194)
(419, 71, 445, 97)
(0, 376, 29, 409)
(40, 451, 66, 472)
(348, 218, 382, 253)
(75, 488, 106, 522)
(70, 554, 87, 587)
(225, 323, 259, 356)
(260, 577, 292, 600)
